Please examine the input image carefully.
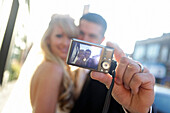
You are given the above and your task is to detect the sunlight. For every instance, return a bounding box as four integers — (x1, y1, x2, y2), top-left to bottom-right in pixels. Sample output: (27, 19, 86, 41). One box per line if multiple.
(88, 0, 170, 54)
(1, 0, 170, 112)
(21, 0, 170, 54)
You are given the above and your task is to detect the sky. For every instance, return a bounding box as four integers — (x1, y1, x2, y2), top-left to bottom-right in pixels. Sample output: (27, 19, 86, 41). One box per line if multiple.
(89, 0, 170, 54)
(24, 0, 170, 54)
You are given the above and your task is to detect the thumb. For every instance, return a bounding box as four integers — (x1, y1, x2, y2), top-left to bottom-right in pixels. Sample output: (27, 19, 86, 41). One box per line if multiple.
(106, 41, 125, 63)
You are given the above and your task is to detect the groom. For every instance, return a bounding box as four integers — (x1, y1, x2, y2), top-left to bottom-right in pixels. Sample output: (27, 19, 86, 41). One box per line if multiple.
(71, 13, 155, 113)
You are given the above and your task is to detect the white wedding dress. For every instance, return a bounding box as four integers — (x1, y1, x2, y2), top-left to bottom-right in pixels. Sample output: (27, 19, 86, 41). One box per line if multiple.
(1, 43, 43, 113)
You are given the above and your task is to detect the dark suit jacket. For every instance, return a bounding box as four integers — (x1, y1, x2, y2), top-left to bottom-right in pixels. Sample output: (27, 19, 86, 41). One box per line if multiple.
(70, 71, 124, 113)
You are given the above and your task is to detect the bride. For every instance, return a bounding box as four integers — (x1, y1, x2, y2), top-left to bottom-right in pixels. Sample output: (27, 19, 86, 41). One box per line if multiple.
(2, 14, 83, 113)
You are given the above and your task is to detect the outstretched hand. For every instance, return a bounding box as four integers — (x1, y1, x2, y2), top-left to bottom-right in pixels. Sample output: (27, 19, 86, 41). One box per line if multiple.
(91, 41, 155, 113)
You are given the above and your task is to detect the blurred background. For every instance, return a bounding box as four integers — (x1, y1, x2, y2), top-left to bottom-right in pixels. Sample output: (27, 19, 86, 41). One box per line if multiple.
(0, 0, 170, 113)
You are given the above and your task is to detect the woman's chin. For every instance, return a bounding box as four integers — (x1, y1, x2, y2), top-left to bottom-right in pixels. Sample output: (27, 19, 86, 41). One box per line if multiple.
(61, 56, 67, 62)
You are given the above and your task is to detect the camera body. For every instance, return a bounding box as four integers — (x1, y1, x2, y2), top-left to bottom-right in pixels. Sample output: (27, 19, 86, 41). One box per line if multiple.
(66, 38, 117, 73)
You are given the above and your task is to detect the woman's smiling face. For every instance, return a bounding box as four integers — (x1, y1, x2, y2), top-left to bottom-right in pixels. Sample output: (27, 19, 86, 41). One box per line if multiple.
(48, 26, 72, 61)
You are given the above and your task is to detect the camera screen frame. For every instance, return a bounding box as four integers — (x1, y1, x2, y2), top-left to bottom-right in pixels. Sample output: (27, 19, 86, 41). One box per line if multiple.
(66, 38, 115, 73)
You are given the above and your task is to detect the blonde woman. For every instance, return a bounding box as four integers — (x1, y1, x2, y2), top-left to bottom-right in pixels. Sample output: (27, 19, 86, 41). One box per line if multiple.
(30, 14, 79, 113)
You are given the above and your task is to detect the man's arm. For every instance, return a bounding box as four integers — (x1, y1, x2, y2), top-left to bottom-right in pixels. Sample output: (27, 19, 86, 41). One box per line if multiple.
(90, 42, 155, 113)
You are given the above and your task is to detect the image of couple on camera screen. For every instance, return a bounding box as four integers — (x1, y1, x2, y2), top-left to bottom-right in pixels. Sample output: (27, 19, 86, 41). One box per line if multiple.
(70, 42, 102, 70)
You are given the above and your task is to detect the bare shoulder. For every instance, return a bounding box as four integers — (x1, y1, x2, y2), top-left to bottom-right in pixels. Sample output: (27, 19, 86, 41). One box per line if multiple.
(30, 61, 63, 109)
(38, 61, 63, 80)
(31, 61, 63, 87)
(41, 61, 62, 72)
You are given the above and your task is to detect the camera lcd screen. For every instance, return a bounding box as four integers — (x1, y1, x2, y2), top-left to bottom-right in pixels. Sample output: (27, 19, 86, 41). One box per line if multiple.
(67, 41, 102, 70)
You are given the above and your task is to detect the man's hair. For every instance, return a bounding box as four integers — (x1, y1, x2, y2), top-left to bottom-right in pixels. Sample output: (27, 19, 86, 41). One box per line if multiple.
(80, 13, 107, 36)
(85, 49, 91, 54)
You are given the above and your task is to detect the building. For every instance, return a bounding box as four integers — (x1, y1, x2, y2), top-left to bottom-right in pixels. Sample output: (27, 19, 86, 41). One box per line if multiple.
(132, 33, 170, 85)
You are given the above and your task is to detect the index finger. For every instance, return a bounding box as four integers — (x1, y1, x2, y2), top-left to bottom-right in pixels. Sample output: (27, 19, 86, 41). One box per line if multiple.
(106, 41, 126, 63)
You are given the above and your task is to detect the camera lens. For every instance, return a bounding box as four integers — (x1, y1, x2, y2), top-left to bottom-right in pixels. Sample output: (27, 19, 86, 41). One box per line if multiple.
(102, 61, 110, 70)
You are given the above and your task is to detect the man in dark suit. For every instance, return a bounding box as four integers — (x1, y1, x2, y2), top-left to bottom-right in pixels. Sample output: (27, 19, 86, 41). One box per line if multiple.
(83, 49, 96, 69)
(71, 13, 155, 113)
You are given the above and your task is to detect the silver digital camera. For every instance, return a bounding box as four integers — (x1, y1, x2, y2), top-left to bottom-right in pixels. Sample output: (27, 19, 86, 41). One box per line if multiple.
(66, 38, 117, 74)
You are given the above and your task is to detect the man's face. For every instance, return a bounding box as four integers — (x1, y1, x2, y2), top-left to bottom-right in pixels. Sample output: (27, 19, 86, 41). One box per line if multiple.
(78, 20, 104, 44)
(85, 50, 91, 59)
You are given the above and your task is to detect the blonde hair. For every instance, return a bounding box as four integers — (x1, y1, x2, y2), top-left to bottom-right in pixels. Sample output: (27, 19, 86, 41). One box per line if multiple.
(41, 14, 78, 112)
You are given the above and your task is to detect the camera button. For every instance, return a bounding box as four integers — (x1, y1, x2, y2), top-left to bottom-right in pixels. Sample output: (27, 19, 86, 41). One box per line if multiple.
(105, 70, 108, 73)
